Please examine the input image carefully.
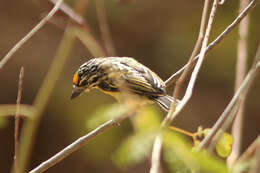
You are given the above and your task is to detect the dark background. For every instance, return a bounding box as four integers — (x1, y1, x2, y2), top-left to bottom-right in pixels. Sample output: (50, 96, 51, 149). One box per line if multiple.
(0, 0, 260, 172)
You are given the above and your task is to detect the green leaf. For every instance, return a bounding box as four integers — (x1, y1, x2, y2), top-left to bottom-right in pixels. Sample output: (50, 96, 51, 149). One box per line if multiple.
(202, 128, 234, 158)
(86, 103, 126, 129)
(163, 147, 191, 173)
(113, 131, 157, 169)
(131, 105, 162, 132)
(163, 130, 229, 173)
(216, 132, 234, 158)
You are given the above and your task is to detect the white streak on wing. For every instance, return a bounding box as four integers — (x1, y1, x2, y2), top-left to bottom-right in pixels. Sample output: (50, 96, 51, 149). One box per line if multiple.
(80, 61, 89, 68)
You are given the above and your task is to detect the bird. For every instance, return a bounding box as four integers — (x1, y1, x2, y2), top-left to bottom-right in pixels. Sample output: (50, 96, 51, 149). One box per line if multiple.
(71, 57, 176, 111)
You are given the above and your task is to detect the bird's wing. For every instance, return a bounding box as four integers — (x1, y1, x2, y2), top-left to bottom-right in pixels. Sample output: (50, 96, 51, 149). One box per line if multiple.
(100, 57, 166, 96)
(121, 61, 166, 96)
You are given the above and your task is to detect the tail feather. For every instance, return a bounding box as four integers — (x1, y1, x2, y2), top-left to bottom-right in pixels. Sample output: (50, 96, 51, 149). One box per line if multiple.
(153, 95, 179, 112)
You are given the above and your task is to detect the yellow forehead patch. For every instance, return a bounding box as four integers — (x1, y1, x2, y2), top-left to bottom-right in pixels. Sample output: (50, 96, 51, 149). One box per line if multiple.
(73, 72, 79, 85)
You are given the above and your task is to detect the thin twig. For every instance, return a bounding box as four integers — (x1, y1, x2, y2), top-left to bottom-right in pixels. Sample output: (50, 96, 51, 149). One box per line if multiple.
(150, 134, 163, 173)
(165, 0, 259, 86)
(15, 25, 75, 173)
(227, 0, 249, 167)
(48, 0, 106, 57)
(149, 1, 219, 172)
(236, 135, 260, 164)
(234, 135, 260, 173)
(207, 101, 240, 153)
(29, 113, 131, 173)
(14, 1, 105, 172)
(14, 0, 95, 171)
(168, 126, 195, 138)
(170, 0, 210, 121)
(14, 67, 24, 173)
(170, 0, 219, 121)
(49, 0, 88, 24)
(66, 0, 106, 57)
(198, 44, 260, 151)
(95, 0, 116, 56)
(248, 137, 260, 173)
(0, 0, 64, 70)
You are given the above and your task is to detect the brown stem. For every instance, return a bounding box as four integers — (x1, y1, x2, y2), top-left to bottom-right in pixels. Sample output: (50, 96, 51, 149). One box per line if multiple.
(29, 112, 131, 173)
(170, 0, 211, 121)
(150, 1, 219, 172)
(14, 67, 24, 173)
(198, 44, 260, 151)
(227, 0, 249, 167)
(168, 126, 195, 138)
(0, 0, 64, 70)
(165, 0, 259, 87)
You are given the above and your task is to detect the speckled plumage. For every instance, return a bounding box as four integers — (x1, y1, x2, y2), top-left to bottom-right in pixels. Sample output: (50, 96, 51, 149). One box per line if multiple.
(72, 57, 174, 111)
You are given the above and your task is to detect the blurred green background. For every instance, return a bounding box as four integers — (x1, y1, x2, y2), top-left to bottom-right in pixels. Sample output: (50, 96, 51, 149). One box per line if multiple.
(0, 0, 260, 172)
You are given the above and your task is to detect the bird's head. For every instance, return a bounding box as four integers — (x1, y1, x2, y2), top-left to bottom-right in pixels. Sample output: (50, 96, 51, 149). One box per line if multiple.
(71, 59, 102, 100)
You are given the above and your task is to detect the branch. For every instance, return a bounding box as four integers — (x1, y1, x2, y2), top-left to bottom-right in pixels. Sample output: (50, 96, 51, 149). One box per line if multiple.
(14, 67, 24, 173)
(48, 0, 107, 57)
(171, 0, 210, 120)
(169, 0, 218, 120)
(198, 44, 260, 151)
(248, 137, 260, 173)
(227, 0, 249, 167)
(165, 0, 259, 86)
(49, 0, 87, 25)
(15, 25, 75, 173)
(150, 134, 163, 173)
(29, 113, 131, 173)
(0, 0, 64, 70)
(150, 1, 219, 172)
(236, 135, 260, 164)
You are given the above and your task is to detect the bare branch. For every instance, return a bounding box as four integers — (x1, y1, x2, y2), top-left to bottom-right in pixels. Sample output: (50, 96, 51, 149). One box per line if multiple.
(170, 0, 219, 121)
(198, 44, 260, 151)
(149, 1, 219, 172)
(29, 113, 131, 173)
(15, 25, 75, 173)
(95, 0, 116, 56)
(150, 134, 163, 173)
(0, 0, 64, 70)
(165, 0, 259, 86)
(48, 0, 107, 57)
(227, 0, 250, 167)
(171, 0, 210, 119)
(170, 0, 211, 121)
(14, 67, 24, 173)
(248, 137, 260, 173)
(236, 135, 260, 164)
(49, 0, 88, 24)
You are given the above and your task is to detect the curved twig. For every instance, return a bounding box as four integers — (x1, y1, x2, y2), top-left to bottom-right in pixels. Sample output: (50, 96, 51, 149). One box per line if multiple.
(0, 0, 64, 70)
(29, 113, 130, 173)
(165, 0, 259, 86)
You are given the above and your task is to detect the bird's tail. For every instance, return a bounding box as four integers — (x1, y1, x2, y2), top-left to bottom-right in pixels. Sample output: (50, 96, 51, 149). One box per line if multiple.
(153, 95, 179, 112)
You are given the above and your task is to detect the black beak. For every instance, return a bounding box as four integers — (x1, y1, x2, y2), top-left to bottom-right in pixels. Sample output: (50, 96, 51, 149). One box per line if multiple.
(70, 88, 84, 100)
